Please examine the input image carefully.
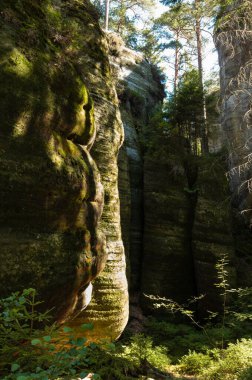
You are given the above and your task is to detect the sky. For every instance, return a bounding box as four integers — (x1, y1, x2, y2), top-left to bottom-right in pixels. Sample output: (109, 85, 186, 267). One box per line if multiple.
(202, 37, 219, 77)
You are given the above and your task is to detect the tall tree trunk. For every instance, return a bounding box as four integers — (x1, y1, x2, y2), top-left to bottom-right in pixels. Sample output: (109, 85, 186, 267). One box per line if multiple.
(195, 0, 209, 153)
(118, 0, 125, 35)
(174, 31, 179, 95)
(174, 31, 182, 136)
(105, 0, 110, 31)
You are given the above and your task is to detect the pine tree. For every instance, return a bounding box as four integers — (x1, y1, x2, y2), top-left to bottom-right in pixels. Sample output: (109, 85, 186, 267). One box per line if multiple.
(155, 2, 194, 93)
(160, 0, 211, 152)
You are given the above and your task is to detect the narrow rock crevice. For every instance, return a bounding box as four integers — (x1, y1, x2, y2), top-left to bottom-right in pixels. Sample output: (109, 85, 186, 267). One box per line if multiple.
(183, 157, 199, 305)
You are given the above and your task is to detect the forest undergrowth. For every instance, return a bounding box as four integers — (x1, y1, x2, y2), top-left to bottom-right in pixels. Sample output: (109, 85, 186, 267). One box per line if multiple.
(1, 258, 251, 380)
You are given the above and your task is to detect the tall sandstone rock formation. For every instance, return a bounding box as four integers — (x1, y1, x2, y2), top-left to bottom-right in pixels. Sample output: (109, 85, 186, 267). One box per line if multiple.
(141, 141, 236, 317)
(0, 0, 128, 338)
(215, 0, 252, 287)
(108, 34, 165, 292)
(2, 0, 251, 342)
(104, 33, 236, 320)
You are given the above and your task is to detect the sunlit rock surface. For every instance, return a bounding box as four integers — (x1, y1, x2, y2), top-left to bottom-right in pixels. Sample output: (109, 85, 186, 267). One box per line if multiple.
(75, 95, 129, 340)
(108, 33, 165, 292)
(215, 1, 252, 286)
(0, 0, 129, 337)
(215, 1, 252, 210)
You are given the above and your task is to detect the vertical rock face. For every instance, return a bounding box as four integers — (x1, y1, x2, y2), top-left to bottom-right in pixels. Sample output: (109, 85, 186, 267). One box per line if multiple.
(0, 0, 108, 321)
(192, 156, 236, 316)
(215, 0, 252, 213)
(107, 34, 236, 318)
(141, 142, 196, 314)
(141, 144, 236, 316)
(3, 0, 251, 342)
(0, 0, 129, 336)
(119, 108, 144, 291)
(215, 0, 252, 286)
(118, 145, 131, 280)
(108, 34, 165, 291)
(74, 96, 129, 341)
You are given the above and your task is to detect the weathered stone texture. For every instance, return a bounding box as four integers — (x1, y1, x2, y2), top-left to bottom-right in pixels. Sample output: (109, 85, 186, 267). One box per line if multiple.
(215, 0, 252, 287)
(141, 149, 196, 314)
(118, 144, 131, 280)
(141, 148, 236, 317)
(192, 155, 236, 316)
(0, 0, 129, 338)
(106, 34, 236, 318)
(0, 0, 110, 322)
(120, 109, 144, 291)
(108, 33, 165, 291)
(75, 99, 129, 340)
(215, 1, 252, 209)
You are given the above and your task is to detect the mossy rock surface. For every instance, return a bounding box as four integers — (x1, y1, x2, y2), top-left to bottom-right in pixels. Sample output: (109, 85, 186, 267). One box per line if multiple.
(140, 142, 236, 318)
(77, 104, 129, 340)
(0, 0, 111, 322)
(192, 154, 236, 317)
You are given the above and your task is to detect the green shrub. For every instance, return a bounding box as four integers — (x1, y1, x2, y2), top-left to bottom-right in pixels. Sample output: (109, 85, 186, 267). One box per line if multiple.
(121, 334, 170, 372)
(202, 339, 252, 380)
(178, 350, 214, 375)
(177, 339, 252, 380)
(0, 289, 139, 380)
(0, 290, 109, 379)
(1, 289, 251, 380)
(144, 318, 238, 362)
(0, 288, 55, 375)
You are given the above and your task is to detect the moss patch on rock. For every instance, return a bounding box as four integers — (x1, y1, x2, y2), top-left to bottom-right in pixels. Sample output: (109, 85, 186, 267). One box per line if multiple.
(0, 0, 110, 322)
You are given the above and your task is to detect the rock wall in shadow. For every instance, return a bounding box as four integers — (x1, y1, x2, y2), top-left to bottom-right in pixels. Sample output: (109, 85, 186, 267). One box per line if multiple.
(141, 139, 236, 318)
(0, 0, 128, 339)
(192, 155, 236, 318)
(141, 140, 196, 314)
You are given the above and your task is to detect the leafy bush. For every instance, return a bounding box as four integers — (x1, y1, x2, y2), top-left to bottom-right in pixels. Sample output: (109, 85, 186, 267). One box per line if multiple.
(0, 289, 135, 380)
(121, 334, 170, 372)
(0, 293, 102, 378)
(1, 289, 251, 380)
(144, 317, 237, 362)
(177, 339, 252, 380)
(178, 350, 214, 375)
(0, 288, 54, 375)
(202, 339, 252, 380)
(144, 318, 206, 357)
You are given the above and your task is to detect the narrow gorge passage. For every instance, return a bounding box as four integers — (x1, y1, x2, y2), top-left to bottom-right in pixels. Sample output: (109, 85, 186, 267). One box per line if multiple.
(0, 1, 252, 379)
